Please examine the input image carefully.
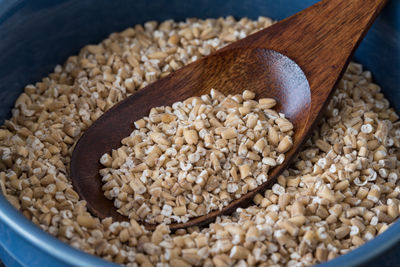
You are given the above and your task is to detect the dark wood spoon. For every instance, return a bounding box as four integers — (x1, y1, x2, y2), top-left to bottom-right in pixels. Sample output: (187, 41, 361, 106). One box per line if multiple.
(71, 0, 387, 230)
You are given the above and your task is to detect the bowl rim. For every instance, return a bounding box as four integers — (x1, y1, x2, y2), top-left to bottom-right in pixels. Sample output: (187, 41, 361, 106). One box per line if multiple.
(1, 192, 400, 266)
(0, 194, 117, 267)
(0, 0, 399, 264)
(319, 213, 400, 267)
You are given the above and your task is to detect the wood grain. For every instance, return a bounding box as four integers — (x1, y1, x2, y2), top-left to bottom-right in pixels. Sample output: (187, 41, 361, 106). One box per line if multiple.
(70, 0, 387, 230)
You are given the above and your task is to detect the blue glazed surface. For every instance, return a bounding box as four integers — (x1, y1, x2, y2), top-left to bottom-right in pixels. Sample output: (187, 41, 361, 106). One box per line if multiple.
(0, 196, 116, 267)
(0, 0, 399, 266)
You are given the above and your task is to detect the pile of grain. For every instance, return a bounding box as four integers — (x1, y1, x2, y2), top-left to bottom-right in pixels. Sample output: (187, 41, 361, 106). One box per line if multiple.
(0, 16, 399, 266)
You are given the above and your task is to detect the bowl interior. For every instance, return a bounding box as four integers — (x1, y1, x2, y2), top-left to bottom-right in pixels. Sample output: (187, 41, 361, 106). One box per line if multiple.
(0, 0, 399, 266)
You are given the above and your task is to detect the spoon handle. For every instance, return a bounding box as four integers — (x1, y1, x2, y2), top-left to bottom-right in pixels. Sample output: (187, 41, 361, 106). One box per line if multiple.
(226, 0, 387, 116)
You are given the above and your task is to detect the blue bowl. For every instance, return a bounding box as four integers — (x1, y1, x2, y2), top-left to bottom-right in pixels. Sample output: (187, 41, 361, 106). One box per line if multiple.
(0, 0, 399, 266)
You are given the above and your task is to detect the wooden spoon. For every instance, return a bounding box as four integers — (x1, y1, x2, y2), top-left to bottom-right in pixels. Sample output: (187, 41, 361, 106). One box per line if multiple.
(70, 0, 387, 230)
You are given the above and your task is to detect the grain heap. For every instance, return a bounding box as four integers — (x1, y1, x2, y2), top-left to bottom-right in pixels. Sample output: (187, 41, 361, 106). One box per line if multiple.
(0, 16, 399, 266)
(100, 89, 293, 224)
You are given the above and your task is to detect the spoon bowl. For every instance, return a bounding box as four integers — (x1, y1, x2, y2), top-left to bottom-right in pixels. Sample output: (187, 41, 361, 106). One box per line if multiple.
(71, 0, 387, 230)
(71, 48, 311, 228)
